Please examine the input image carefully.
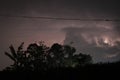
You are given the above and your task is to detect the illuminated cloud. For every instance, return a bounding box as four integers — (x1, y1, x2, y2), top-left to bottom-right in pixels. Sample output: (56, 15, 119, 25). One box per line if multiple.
(63, 26, 120, 62)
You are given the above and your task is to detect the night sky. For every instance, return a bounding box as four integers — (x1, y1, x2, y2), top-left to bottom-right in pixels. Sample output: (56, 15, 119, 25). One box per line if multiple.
(0, 0, 120, 70)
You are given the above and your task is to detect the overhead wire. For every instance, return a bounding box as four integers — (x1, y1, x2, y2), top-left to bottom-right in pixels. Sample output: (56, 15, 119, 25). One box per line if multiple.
(0, 14, 120, 22)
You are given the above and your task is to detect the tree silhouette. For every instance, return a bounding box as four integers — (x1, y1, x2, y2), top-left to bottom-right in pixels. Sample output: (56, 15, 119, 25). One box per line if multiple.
(26, 41, 49, 71)
(74, 53, 93, 66)
(4, 41, 92, 71)
(4, 42, 31, 71)
(47, 43, 64, 68)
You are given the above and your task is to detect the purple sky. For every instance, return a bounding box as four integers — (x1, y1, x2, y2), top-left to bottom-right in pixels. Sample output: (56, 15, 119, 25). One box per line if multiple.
(0, 0, 120, 70)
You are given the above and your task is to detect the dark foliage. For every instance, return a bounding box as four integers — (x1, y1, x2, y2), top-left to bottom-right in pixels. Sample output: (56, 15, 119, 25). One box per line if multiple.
(3, 41, 92, 72)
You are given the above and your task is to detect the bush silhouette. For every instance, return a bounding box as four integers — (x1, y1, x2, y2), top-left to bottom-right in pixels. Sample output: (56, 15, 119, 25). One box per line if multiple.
(4, 41, 92, 71)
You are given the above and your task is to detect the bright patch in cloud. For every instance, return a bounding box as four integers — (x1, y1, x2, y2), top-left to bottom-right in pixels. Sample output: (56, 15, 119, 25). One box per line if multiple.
(63, 26, 120, 62)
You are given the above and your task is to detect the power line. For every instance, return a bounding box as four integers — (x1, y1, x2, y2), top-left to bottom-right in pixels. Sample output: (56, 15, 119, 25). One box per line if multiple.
(0, 14, 120, 21)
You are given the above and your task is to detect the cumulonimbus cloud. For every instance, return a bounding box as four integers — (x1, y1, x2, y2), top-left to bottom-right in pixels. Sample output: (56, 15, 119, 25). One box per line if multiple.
(62, 26, 120, 62)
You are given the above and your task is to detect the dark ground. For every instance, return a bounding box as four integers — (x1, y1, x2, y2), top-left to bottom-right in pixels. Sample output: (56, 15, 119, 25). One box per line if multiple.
(0, 62, 120, 80)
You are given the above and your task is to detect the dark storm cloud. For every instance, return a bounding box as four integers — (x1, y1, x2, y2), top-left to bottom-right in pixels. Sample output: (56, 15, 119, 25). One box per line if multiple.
(1, 0, 120, 18)
(63, 27, 120, 62)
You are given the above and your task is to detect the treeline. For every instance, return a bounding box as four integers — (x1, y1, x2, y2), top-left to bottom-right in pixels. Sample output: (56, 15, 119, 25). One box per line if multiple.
(3, 41, 92, 72)
(2, 41, 120, 72)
